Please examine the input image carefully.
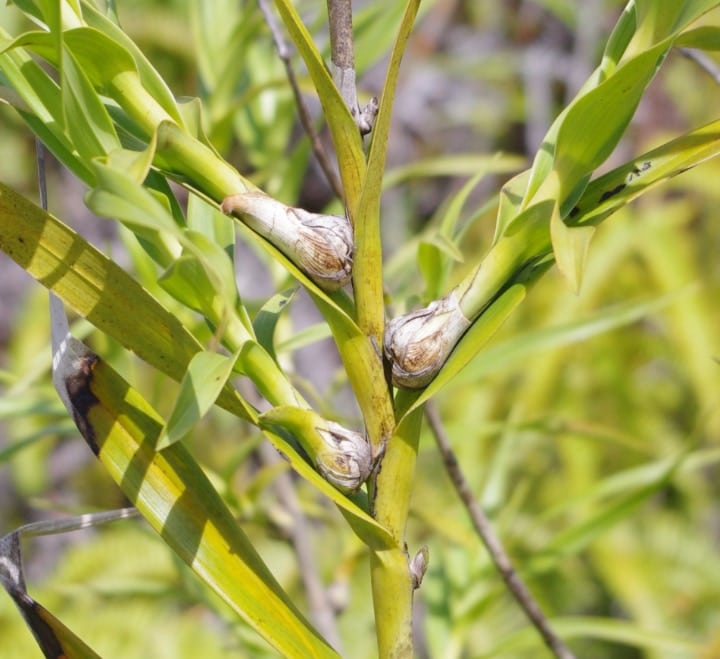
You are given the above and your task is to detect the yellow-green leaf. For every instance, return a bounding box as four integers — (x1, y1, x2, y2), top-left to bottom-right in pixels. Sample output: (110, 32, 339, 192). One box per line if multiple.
(273, 0, 366, 207)
(52, 336, 338, 658)
(0, 182, 255, 422)
(157, 350, 240, 450)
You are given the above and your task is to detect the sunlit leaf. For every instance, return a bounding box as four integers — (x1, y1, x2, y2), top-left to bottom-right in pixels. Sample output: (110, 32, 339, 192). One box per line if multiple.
(0, 183, 255, 422)
(157, 350, 239, 450)
(273, 0, 366, 206)
(51, 336, 339, 658)
(353, 0, 421, 341)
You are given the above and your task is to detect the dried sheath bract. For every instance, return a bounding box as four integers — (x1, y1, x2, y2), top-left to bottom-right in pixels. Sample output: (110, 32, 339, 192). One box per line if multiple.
(259, 407, 373, 494)
(221, 193, 353, 291)
(384, 290, 471, 389)
(314, 421, 373, 494)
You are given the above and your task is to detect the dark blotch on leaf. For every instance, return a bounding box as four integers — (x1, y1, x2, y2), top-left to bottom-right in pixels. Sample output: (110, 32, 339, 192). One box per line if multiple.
(599, 183, 626, 203)
(65, 353, 101, 454)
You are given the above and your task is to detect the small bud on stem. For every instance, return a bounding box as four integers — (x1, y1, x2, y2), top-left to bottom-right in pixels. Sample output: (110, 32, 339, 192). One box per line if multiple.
(384, 291, 471, 389)
(315, 421, 373, 493)
(222, 193, 353, 291)
(259, 407, 373, 494)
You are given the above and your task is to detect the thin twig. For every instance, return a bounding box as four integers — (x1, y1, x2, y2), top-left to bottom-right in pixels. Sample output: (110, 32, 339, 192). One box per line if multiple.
(679, 47, 720, 85)
(326, 0, 358, 114)
(326, 0, 377, 135)
(424, 400, 576, 659)
(258, 442, 343, 653)
(257, 0, 344, 199)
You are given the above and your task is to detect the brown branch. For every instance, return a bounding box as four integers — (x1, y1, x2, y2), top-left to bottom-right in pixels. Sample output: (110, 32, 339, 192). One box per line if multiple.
(424, 400, 576, 659)
(326, 0, 358, 113)
(326, 0, 377, 136)
(679, 47, 720, 85)
(257, 0, 344, 199)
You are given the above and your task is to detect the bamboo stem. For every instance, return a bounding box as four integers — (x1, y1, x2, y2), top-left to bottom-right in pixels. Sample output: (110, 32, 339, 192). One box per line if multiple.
(368, 401, 424, 657)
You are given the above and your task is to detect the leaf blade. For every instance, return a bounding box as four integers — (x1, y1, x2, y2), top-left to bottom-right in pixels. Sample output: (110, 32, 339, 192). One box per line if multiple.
(52, 337, 338, 658)
(0, 182, 255, 422)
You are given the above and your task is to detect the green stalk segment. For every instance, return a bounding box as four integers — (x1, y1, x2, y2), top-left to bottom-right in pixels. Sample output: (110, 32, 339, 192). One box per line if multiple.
(368, 401, 424, 657)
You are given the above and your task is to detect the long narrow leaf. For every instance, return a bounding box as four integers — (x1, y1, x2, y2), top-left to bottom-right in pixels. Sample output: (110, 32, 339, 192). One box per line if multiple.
(353, 0, 420, 342)
(572, 118, 720, 228)
(448, 289, 693, 389)
(273, 0, 366, 207)
(51, 335, 338, 658)
(0, 182, 255, 422)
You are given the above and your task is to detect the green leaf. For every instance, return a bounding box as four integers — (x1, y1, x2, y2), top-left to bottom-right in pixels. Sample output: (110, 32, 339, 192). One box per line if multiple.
(60, 27, 176, 136)
(80, 4, 185, 127)
(0, 28, 95, 183)
(61, 45, 120, 160)
(448, 289, 691, 388)
(676, 24, 720, 48)
(531, 451, 685, 566)
(158, 238, 260, 381)
(157, 350, 239, 450)
(52, 337, 338, 658)
(491, 616, 703, 657)
(548, 170, 596, 292)
(493, 169, 530, 241)
(597, 0, 637, 77)
(572, 118, 720, 228)
(353, 0, 421, 341)
(383, 153, 525, 190)
(273, 0, 366, 207)
(552, 41, 670, 203)
(253, 288, 297, 361)
(0, 182, 255, 422)
(551, 221, 596, 293)
(438, 169, 492, 239)
(87, 158, 181, 236)
(6, 0, 45, 24)
(417, 240, 444, 301)
(541, 446, 720, 525)
(637, 0, 720, 41)
(189, 0, 259, 98)
(275, 322, 333, 354)
(186, 188, 236, 253)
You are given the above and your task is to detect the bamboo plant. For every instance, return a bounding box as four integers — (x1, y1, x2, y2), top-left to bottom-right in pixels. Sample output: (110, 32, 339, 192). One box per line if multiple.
(1, 0, 720, 657)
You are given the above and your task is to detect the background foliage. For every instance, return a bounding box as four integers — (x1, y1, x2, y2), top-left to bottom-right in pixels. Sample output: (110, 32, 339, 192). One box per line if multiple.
(1, 0, 719, 657)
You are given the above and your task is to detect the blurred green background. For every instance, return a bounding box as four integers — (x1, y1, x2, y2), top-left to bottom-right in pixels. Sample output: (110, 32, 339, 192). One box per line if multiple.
(1, 0, 719, 657)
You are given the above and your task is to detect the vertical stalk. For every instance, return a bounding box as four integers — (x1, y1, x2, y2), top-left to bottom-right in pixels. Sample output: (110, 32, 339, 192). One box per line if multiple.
(370, 548, 414, 658)
(369, 401, 424, 657)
